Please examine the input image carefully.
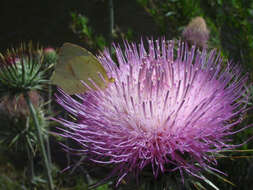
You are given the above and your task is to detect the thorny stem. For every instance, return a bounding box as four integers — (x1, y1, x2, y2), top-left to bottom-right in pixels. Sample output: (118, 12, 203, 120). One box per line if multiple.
(48, 84, 52, 114)
(46, 84, 52, 166)
(24, 92, 54, 190)
(64, 112, 71, 166)
(46, 135, 52, 166)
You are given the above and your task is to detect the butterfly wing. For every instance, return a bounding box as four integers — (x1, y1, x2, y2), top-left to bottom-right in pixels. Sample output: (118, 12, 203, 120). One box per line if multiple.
(51, 43, 110, 95)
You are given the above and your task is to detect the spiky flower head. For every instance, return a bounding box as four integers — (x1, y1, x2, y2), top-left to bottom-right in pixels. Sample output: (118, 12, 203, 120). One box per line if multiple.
(0, 43, 50, 97)
(55, 39, 249, 184)
(182, 17, 209, 48)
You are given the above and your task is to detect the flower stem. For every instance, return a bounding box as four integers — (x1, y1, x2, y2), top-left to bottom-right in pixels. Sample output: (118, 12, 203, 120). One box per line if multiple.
(108, 0, 114, 53)
(24, 92, 54, 190)
(64, 112, 71, 166)
(46, 84, 52, 166)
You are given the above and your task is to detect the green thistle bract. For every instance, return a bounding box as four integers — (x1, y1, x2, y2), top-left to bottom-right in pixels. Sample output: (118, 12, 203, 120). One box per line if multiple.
(0, 43, 49, 96)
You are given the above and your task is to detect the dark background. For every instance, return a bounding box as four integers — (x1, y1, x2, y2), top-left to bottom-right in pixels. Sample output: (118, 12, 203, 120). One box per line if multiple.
(0, 0, 162, 51)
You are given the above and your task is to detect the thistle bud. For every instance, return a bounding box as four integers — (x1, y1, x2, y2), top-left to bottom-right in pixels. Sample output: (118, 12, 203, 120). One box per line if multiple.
(0, 43, 49, 96)
(43, 47, 57, 63)
(182, 16, 209, 48)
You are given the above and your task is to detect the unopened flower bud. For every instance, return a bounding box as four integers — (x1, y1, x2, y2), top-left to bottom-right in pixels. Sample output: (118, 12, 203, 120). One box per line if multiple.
(182, 16, 209, 48)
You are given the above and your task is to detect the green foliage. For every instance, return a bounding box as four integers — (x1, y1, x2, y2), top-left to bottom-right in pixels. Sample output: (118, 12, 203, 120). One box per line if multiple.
(69, 11, 136, 51)
(125, 29, 134, 41)
(94, 35, 107, 50)
(71, 12, 92, 39)
(137, 0, 204, 35)
(200, 0, 253, 71)
(137, 0, 253, 72)
(70, 12, 106, 50)
(0, 175, 28, 190)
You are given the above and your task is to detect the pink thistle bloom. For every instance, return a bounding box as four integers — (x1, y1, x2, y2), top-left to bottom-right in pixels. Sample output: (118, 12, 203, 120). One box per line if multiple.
(55, 39, 249, 183)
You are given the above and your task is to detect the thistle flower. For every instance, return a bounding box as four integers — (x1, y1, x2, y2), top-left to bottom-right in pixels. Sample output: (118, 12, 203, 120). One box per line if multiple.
(0, 43, 49, 97)
(182, 17, 209, 48)
(0, 43, 55, 189)
(43, 47, 58, 66)
(55, 39, 249, 185)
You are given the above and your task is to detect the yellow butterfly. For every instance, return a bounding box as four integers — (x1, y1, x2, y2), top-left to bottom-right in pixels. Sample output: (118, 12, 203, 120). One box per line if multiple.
(51, 43, 114, 95)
